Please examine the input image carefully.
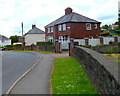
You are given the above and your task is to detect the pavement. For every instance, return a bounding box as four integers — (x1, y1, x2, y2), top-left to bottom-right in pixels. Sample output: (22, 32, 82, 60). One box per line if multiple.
(2, 51, 39, 94)
(10, 51, 69, 94)
(10, 52, 54, 94)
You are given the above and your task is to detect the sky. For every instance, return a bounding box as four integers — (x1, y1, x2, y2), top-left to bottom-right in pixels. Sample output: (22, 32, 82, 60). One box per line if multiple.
(0, 0, 119, 38)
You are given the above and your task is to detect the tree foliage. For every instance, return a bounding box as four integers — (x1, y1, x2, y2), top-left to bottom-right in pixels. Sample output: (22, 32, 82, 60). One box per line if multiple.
(101, 24, 109, 29)
(10, 35, 20, 44)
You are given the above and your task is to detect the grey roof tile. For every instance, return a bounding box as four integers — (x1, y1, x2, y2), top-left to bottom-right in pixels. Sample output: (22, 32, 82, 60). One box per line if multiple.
(25, 27, 45, 35)
(0, 35, 10, 41)
(45, 12, 100, 28)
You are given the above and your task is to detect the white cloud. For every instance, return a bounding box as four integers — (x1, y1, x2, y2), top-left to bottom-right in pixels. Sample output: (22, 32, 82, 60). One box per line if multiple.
(0, 0, 119, 37)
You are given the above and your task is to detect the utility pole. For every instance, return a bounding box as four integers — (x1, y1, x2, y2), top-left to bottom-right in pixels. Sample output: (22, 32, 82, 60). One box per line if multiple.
(21, 22, 23, 36)
(21, 22, 24, 49)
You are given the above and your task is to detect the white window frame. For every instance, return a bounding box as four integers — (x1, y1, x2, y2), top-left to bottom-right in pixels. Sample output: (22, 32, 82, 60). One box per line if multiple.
(58, 25, 62, 31)
(62, 24, 66, 31)
(48, 27, 50, 33)
(51, 27, 54, 32)
(94, 24, 97, 29)
(86, 23, 91, 30)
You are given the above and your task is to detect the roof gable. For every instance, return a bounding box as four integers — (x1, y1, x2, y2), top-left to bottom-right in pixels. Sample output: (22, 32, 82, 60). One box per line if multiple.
(0, 35, 10, 41)
(25, 27, 44, 35)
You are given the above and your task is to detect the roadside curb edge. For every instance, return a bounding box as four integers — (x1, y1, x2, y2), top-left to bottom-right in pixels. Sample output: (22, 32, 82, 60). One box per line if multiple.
(5, 52, 42, 96)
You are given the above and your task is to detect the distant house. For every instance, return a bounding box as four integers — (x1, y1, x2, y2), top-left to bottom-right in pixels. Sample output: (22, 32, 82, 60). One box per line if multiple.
(45, 7, 101, 49)
(18, 36, 25, 44)
(25, 25, 45, 45)
(109, 24, 118, 30)
(0, 35, 11, 46)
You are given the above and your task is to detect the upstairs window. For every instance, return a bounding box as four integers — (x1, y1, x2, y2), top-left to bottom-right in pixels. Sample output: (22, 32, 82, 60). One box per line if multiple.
(51, 27, 54, 32)
(94, 24, 97, 29)
(63, 24, 66, 31)
(48, 27, 50, 33)
(86, 23, 91, 30)
(58, 25, 62, 31)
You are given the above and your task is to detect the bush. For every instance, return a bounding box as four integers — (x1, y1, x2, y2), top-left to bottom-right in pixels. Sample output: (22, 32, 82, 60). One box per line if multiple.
(36, 41, 53, 45)
(95, 44, 104, 47)
(100, 32, 110, 36)
(81, 45, 91, 48)
(109, 41, 116, 45)
(117, 42, 120, 46)
(5, 45, 14, 50)
(106, 46, 119, 53)
(13, 44, 22, 47)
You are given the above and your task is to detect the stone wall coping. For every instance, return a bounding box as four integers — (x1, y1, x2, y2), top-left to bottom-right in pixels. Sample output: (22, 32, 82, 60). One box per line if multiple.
(76, 46, 119, 83)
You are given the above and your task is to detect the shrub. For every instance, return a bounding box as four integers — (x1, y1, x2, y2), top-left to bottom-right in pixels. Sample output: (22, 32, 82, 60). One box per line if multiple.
(117, 42, 120, 46)
(95, 44, 104, 47)
(5, 45, 14, 50)
(109, 41, 116, 45)
(81, 45, 91, 48)
(100, 32, 110, 36)
(13, 44, 22, 47)
(36, 41, 53, 45)
(106, 46, 119, 53)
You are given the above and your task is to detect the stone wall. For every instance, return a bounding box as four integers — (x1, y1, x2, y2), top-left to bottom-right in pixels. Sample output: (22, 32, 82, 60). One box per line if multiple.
(73, 46, 120, 95)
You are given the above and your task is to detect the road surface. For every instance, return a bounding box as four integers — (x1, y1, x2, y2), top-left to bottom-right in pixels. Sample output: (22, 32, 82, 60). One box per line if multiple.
(2, 51, 39, 94)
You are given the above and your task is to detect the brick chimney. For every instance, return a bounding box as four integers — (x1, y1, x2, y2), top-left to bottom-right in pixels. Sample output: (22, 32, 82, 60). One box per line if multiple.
(32, 24, 36, 29)
(65, 7, 73, 15)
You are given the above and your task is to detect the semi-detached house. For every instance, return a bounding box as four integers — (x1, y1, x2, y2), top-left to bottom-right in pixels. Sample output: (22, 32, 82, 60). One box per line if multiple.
(45, 7, 101, 50)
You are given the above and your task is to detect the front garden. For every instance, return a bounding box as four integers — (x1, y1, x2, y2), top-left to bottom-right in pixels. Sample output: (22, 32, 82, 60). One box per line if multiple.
(51, 57, 97, 94)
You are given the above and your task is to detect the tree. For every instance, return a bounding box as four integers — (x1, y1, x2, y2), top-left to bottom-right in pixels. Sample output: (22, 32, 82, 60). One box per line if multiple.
(10, 35, 20, 44)
(114, 13, 120, 30)
(101, 24, 109, 29)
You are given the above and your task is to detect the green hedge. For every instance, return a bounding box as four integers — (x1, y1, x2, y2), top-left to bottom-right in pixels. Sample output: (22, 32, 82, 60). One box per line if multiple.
(13, 44, 22, 46)
(5, 45, 14, 50)
(36, 41, 53, 45)
(100, 32, 110, 36)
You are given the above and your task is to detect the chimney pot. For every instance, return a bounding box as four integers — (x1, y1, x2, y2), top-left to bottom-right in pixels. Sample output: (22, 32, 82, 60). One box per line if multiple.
(65, 7, 73, 15)
(32, 24, 36, 29)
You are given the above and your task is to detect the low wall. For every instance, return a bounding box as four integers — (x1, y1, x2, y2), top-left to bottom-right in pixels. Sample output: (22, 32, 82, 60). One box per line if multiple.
(73, 46, 120, 95)
(14, 45, 55, 52)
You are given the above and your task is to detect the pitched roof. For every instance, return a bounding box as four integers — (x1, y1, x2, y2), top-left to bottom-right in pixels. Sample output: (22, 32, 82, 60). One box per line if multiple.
(25, 26, 44, 35)
(0, 35, 10, 41)
(45, 12, 101, 28)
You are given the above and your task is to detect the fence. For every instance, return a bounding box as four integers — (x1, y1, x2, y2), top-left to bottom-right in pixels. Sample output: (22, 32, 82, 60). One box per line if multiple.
(74, 36, 120, 46)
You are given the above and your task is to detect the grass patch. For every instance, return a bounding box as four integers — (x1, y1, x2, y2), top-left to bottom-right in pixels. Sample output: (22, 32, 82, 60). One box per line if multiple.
(104, 54, 120, 63)
(115, 59, 120, 63)
(14, 50, 54, 54)
(51, 57, 97, 94)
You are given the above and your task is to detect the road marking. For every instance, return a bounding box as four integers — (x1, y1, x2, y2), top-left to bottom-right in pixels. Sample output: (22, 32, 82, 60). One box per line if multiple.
(5, 53, 42, 96)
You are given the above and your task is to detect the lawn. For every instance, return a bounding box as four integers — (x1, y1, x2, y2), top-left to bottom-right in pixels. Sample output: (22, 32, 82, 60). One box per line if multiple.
(14, 50, 54, 54)
(51, 57, 97, 94)
(104, 54, 120, 63)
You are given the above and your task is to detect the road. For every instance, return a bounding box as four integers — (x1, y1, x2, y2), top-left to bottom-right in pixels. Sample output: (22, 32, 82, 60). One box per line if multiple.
(2, 51, 39, 94)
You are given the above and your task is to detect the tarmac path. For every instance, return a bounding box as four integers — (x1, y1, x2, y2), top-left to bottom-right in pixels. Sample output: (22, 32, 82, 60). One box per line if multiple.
(11, 52, 54, 94)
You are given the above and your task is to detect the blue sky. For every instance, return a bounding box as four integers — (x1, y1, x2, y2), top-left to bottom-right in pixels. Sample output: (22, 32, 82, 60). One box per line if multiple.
(0, 0, 119, 37)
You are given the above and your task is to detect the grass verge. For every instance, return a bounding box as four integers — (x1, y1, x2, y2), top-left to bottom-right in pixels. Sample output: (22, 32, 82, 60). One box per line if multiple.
(104, 54, 120, 63)
(51, 57, 97, 94)
(14, 50, 54, 54)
